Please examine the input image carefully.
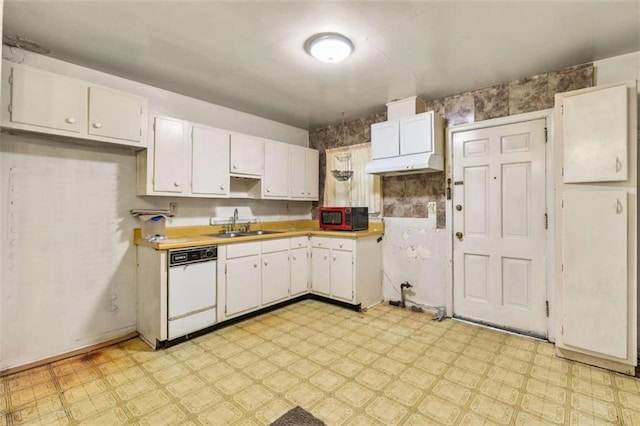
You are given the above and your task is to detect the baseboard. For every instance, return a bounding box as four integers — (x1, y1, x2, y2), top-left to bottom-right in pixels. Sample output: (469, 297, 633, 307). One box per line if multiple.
(0, 332, 139, 377)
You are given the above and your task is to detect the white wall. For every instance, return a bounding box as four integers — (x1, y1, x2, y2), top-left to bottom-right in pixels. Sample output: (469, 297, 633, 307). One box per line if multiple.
(0, 48, 310, 370)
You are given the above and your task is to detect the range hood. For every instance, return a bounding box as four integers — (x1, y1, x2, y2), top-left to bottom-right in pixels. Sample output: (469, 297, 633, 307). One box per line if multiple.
(365, 152, 444, 176)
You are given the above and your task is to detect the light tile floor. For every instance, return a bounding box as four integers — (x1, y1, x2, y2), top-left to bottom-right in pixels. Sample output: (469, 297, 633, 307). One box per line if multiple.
(3, 299, 640, 425)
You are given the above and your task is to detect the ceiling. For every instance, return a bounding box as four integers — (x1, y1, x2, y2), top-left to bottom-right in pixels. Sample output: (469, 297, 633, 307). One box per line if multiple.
(3, 1, 640, 130)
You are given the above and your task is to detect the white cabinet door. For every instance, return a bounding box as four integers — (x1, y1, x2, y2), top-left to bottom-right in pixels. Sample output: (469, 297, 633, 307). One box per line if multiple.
(88, 86, 143, 143)
(153, 117, 188, 193)
(331, 250, 354, 302)
(371, 121, 400, 159)
(311, 247, 331, 295)
(561, 189, 628, 359)
(563, 84, 628, 183)
(10, 66, 85, 133)
(290, 146, 306, 199)
(263, 140, 290, 198)
(191, 125, 230, 196)
(262, 250, 290, 304)
(230, 133, 264, 176)
(305, 149, 319, 200)
(400, 113, 432, 155)
(290, 247, 308, 296)
(226, 255, 261, 316)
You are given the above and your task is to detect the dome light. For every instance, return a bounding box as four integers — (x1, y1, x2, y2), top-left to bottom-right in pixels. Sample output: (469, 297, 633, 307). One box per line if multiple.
(305, 33, 354, 64)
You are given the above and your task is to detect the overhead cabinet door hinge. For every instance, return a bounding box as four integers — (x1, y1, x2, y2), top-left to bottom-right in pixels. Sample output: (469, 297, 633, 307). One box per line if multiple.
(544, 127, 548, 143)
(545, 301, 549, 317)
(8, 74, 12, 85)
(544, 213, 548, 230)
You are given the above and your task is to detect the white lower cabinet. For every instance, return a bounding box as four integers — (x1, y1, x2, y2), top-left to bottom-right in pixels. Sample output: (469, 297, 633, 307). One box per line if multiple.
(226, 254, 261, 317)
(290, 247, 309, 296)
(262, 240, 291, 305)
(330, 250, 354, 301)
(310, 236, 382, 308)
(310, 247, 331, 295)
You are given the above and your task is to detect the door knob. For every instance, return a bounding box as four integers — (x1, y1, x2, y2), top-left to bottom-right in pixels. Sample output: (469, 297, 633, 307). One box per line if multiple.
(455, 232, 463, 240)
(456, 205, 462, 211)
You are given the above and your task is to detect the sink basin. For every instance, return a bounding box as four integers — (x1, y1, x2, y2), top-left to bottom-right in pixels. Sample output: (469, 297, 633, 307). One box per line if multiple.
(201, 230, 283, 239)
(240, 230, 283, 236)
(202, 232, 244, 238)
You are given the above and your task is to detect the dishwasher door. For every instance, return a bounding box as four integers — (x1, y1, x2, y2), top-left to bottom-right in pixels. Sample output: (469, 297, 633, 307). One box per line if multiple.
(167, 260, 217, 339)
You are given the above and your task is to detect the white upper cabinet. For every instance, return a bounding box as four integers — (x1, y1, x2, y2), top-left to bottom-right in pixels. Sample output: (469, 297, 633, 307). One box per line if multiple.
(191, 125, 230, 197)
(9, 65, 85, 134)
(371, 120, 400, 159)
(263, 140, 290, 198)
(230, 133, 264, 176)
(152, 116, 188, 194)
(400, 113, 433, 155)
(290, 146, 306, 199)
(305, 149, 319, 200)
(562, 84, 629, 183)
(289, 146, 319, 201)
(88, 86, 143, 143)
(3, 61, 147, 149)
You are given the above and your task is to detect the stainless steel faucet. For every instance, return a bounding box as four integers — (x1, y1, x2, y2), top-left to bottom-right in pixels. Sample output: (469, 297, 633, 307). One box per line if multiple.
(232, 208, 239, 231)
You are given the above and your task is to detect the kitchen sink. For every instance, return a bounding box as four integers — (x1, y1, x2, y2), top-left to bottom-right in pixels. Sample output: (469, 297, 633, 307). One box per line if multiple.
(202, 232, 244, 238)
(240, 230, 283, 236)
(201, 230, 283, 238)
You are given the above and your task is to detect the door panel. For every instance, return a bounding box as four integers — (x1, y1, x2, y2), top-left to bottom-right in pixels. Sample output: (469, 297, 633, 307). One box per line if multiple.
(262, 251, 290, 304)
(563, 84, 628, 183)
(153, 117, 187, 193)
(290, 247, 308, 296)
(191, 125, 230, 196)
(226, 256, 261, 316)
(88, 87, 142, 142)
(400, 113, 432, 155)
(453, 119, 546, 336)
(371, 121, 399, 159)
(311, 247, 330, 295)
(562, 190, 628, 359)
(331, 250, 353, 301)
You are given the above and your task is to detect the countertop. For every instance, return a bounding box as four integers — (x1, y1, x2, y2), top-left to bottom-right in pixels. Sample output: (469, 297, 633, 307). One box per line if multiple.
(134, 219, 384, 250)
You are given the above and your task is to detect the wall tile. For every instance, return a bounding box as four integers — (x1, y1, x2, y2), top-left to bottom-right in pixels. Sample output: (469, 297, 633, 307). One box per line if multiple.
(474, 84, 509, 121)
(548, 64, 594, 96)
(424, 98, 445, 119)
(445, 93, 475, 126)
(508, 73, 551, 115)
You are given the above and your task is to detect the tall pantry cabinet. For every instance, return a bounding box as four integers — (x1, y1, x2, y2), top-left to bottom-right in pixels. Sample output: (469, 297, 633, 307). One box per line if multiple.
(554, 81, 638, 374)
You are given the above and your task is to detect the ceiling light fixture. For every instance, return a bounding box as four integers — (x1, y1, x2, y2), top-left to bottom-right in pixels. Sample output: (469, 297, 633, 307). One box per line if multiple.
(305, 33, 353, 64)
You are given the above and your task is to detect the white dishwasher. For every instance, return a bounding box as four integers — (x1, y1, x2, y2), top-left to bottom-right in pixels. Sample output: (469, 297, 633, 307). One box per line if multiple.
(167, 245, 217, 340)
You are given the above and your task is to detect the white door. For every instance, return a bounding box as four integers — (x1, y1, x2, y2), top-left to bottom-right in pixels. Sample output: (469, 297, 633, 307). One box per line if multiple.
(263, 140, 290, 198)
(305, 149, 319, 200)
(226, 255, 261, 316)
(311, 247, 331, 295)
(230, 133, 264, 176)
(10, 66, 85, 133)
(290, 146, 306, 199)
(290, 247, 309, 296)
(191, 125, 230, 196)
(330, 250, 354, 302)
(400, 113, 432, 155)
(88, 86, 143, 142)
(262, 251, 290, 304)
(371, 121, 399, 159)
(453, 119, 547, 337)
(561, 189, 628, 358)
(153, 117, 187, 194)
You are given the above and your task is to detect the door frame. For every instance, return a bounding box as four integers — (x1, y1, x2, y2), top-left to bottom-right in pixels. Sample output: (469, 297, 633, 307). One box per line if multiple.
(445, 109, 556, 341)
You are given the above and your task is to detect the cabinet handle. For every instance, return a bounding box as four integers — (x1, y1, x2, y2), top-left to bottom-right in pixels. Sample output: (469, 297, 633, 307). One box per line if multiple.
(92, 122, 103, 129)
(292, 255, 296, 260)
(323, 255, 327, 260)
(616, 199, 623, 214)
(220, 184, 225, 190)
(339, 243, 343, 248)
(233, 164, 238, 169)
(301, 191, 305, 195)
(333, 256, 336, 261)
(65, 117, 76, 124)
(616, 157, 623, 172)
(267, 188, 271, 193)
(264, 260, 268, 266)
(253, 263, 258, 268)
(174, 182, 180, 187)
